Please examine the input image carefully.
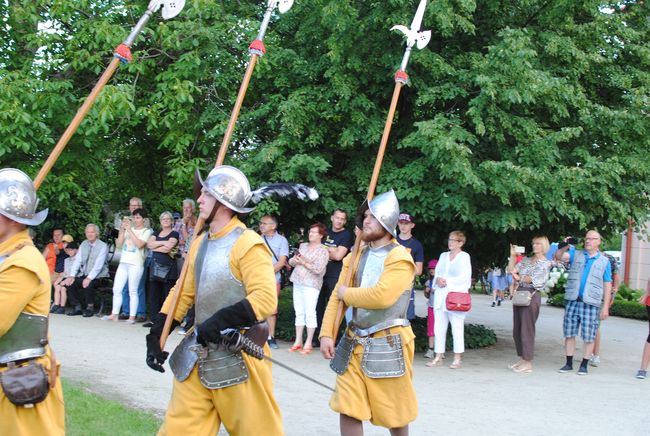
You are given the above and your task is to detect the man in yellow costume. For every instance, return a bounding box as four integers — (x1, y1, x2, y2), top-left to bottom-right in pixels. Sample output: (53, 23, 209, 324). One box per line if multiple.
(145, 165, 283, 435)
(0, 168, 64, 435)
(320, 190, 417, 436)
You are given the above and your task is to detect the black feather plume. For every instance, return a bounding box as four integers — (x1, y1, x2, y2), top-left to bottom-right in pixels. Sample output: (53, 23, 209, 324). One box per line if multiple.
(251, 183, 319, 204)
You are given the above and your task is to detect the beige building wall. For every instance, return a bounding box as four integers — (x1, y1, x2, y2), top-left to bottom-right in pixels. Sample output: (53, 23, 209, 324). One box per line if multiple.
(621, 220, 650, 290)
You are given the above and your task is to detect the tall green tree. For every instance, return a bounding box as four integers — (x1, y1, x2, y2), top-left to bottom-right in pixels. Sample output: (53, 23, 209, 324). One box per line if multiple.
(1, 1, 648, 268)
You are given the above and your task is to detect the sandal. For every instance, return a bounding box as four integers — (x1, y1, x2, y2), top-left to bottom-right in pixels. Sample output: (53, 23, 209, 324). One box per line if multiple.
(449, 360, 462, 369)
(288, 344, 303, 352)
(300, 347, 313, 355)
(425, 357, 443, 367)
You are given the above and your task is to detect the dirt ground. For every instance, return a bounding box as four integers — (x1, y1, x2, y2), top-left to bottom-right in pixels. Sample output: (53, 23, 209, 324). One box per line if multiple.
(50, 293, 650, 435)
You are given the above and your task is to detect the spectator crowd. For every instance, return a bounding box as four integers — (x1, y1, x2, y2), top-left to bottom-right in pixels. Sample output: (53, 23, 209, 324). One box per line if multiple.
(36, 196, 650, 380)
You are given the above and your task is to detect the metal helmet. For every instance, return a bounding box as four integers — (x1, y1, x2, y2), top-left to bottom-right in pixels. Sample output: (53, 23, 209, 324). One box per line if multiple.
(355, 190, 400, 238)
(196, 165, 255, 214)
(0, 168, 48, 226)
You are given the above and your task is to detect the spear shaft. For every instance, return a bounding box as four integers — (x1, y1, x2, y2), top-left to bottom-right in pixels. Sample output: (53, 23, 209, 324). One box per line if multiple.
(160, 1, 291, 350)
(33, 1, 181, 189)
(330, 0, 430, 341)
(34, 57, 120, 190)
(331, 79, 405, 341)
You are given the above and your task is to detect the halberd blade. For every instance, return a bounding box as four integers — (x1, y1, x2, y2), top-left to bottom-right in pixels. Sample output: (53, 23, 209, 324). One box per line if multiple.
(416, 30, 431, 49)
(161, 0, 186, 20)
(410, 0, 427, 33)
(278, 0, 294, 14)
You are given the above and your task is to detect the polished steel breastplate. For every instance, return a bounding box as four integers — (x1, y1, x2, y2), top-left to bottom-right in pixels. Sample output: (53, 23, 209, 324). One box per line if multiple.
(170, 227, 250, 389)
(195, 227, 246, 325)
(351, 243, 411, 331)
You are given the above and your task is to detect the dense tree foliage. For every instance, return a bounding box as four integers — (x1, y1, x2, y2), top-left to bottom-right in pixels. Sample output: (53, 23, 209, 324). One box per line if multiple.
(1, 0, 648, 268)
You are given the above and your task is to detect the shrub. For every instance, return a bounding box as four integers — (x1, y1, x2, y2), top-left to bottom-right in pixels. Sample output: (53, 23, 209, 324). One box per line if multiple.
(410, 317, 497, 351)
(547, 293, 566, 307)
(610, 300, 648, 320)
(276, 287, 497, 351)
(615, 284, 644, 302)
(547, 286, 647, 320)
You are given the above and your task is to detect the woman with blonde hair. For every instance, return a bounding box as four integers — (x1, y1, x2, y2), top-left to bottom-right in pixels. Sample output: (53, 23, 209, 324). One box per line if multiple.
(427, 230, 472, 369)
(507, 236, 551, 373)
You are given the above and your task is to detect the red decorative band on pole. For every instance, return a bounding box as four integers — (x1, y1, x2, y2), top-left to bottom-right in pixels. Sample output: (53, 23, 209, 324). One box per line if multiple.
(249, 39, 267, 56)
(114, 44, 133, 64)
(394, 70, 409, 84)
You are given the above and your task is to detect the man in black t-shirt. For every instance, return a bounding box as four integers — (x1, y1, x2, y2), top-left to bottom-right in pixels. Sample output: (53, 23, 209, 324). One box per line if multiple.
(313, 208, 354, 346)
(397, 213, 424, 320)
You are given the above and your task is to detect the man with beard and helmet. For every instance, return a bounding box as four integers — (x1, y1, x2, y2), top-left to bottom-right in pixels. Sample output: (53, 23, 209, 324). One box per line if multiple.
(0, 169, 64, 435)
(145, 165, 283, 435)
(320, 190, 417, 435)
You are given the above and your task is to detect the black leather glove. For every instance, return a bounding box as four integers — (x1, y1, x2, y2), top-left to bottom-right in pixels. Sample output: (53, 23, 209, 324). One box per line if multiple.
(196, 299, 257, 347)
(146, 313, 180, 373)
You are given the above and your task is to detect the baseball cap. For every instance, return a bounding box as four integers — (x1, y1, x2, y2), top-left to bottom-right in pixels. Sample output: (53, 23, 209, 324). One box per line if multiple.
(427, 259, 438, 269)
(398, 213, 413, 223)
(62, 234, 74, 243)
(65, 241, 78, 250)
(172, 212, 181, 219)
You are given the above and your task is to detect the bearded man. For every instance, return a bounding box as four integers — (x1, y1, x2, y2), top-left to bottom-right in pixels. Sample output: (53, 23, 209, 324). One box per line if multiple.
(320, 190, 417, 436)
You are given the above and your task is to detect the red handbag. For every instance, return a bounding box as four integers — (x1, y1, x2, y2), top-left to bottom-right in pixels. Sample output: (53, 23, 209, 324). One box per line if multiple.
(446, 292, 472, 312)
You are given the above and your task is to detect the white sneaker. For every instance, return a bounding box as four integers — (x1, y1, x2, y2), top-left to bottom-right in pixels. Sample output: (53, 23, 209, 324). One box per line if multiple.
(589, 355, 600, 367)
(424, 348, 434, 359)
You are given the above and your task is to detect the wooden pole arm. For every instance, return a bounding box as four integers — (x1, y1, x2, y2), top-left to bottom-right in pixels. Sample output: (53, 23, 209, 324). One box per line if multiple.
(33, 58, 121, 190)
(159, 218, 205, 349)
(331, 81, 404, 341)
(160, 55, 260, 350)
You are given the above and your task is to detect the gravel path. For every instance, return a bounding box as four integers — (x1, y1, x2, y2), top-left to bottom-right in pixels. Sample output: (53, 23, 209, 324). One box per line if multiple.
(50, 293, 649, 435)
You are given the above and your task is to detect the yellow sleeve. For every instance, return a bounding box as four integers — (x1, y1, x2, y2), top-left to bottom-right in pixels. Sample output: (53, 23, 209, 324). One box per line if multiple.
(343, 247, 415, 309)
(161, 232, 203, 322)
(0, 266, 42, 335)
(230, 230, 277, 321)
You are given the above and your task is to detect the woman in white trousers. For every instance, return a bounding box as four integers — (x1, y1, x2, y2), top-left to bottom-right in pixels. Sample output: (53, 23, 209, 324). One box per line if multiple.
(427, 230, 472, 369)
(287, 223, 329, 354)
(104, 209, 152, 323)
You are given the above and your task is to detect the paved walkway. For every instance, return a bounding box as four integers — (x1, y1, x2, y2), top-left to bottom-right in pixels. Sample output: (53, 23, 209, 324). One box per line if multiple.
(50, 293, 649, 435)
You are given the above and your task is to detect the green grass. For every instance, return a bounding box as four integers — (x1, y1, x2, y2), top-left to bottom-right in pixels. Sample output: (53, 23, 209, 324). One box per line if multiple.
(63, 378, 162, 436)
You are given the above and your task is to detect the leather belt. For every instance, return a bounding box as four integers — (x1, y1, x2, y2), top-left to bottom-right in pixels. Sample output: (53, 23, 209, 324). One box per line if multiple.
(349, 318, 410, 337)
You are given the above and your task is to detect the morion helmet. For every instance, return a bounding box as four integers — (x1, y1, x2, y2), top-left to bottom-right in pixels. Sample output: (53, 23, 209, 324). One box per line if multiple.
(355, 189, 399, 238)
(0, 168, 48, 226)
(196, 165, 255, 214)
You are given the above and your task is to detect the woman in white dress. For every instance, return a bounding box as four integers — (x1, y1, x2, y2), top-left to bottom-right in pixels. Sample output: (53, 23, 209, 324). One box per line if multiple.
(426, 230, 472, 369)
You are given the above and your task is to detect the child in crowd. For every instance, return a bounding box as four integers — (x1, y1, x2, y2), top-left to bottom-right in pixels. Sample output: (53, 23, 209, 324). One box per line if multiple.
(491, 265, 507, 307)
(424, 259, 438, 358)
(50, 242, 79, 314)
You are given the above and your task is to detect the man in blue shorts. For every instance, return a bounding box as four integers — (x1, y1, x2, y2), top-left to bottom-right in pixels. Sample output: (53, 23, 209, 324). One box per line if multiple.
(555, 230, 612, 376)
